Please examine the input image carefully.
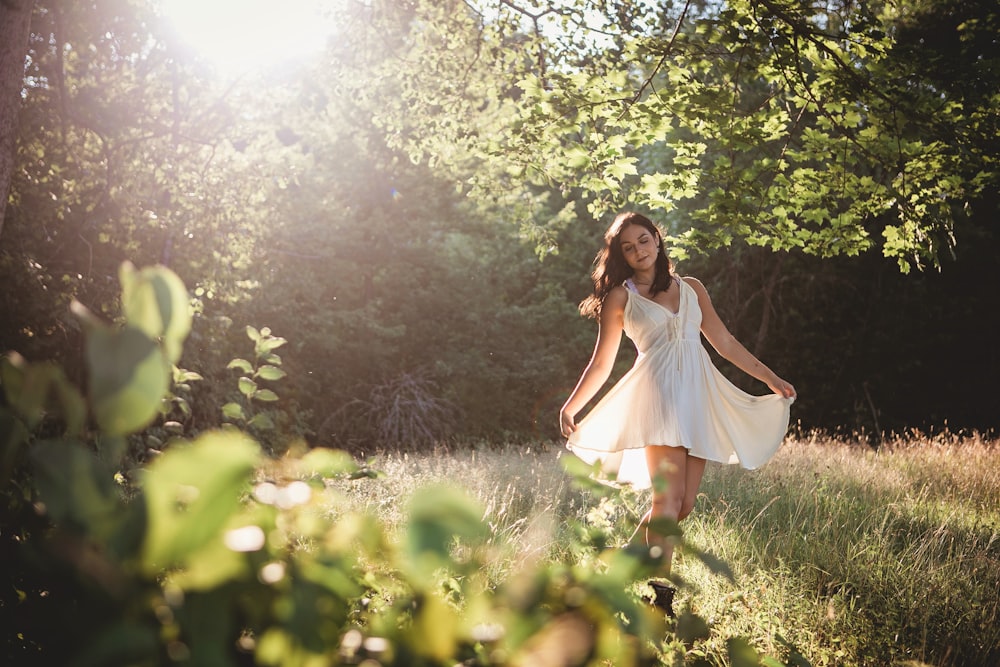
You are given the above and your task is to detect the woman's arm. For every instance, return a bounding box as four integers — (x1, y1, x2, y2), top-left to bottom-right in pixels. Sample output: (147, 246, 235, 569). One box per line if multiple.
(686, 277, 796, 399)
(559, 286, 628, 436)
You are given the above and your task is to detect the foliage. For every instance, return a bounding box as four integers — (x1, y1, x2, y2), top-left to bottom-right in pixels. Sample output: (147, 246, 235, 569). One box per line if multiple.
(223, 64, 585, 443)
(374, 0, 999, 271)
(1, 0, 290, 380)
(1, 262, 798, 666)
(222, 325, 289, 445)
(0, 0, 587, 443)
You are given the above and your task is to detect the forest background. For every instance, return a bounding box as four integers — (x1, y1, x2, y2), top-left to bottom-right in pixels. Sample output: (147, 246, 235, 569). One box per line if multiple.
(1, 1, 999, 666)
(1, 0, 998, 450)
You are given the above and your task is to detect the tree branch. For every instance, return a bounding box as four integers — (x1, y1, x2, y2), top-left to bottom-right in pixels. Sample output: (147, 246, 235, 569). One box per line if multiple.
(616, 0, 693, 120)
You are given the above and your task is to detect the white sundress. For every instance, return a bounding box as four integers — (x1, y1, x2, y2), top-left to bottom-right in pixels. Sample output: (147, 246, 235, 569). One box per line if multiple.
(566, 277, 793, 488)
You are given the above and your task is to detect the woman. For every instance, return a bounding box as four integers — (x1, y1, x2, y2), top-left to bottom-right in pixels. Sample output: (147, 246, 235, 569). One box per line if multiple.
(559, 212, 796, 615)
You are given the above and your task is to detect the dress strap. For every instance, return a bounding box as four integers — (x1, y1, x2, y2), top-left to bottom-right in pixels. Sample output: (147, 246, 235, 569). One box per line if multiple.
(626, 276, 679, 293)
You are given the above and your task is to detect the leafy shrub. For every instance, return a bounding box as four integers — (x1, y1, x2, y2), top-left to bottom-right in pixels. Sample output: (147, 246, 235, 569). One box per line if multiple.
(221, 325, 293, 455)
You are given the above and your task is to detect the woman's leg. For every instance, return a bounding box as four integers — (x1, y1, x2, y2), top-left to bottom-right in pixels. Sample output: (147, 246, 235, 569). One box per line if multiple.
(644, 446, 706, 576)
(679, 455, 706, 521)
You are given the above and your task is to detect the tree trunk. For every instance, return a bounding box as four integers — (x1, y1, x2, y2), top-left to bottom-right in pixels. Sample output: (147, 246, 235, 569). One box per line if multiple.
(0, 0, 34, 242)
(752, 254, 785, 358)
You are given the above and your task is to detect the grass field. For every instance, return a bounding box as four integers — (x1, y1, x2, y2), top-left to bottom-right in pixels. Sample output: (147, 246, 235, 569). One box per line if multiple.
(327, 431, 1000, 666)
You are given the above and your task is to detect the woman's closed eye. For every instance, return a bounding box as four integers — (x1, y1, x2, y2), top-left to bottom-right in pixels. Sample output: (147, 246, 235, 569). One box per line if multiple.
(624, 235, 653, 253)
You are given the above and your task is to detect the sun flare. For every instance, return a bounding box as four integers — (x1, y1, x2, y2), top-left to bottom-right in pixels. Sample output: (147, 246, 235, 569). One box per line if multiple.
(160, 0, 337, 75)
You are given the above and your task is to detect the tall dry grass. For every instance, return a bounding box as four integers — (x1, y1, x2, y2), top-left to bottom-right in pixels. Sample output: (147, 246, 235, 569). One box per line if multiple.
(684, 430, 999, 666)
(323, 432, 999, 666)
(322, 443, 643, 582)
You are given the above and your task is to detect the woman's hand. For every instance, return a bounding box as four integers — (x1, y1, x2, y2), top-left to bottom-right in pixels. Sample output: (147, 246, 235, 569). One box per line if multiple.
(559, 410, 577, 438)
(768, 376, 797, 399)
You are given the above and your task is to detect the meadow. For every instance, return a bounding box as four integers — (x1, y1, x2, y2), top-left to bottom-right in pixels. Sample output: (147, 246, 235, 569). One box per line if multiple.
(329, 431, 1000, 667)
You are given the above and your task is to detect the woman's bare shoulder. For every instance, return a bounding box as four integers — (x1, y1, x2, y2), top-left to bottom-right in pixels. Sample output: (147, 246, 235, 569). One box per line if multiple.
(605, 284, 629, 309)
(681, 275, 708, 294)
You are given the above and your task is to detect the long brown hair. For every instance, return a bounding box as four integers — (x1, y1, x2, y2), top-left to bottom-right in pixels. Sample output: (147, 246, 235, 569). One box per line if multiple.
(579, 212, 674, 318)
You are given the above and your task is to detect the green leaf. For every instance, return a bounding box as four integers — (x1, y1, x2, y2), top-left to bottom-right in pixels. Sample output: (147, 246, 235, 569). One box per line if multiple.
(255, 336, 287, 357)
(165, 528, 249, 591)
(298, 448, 359, 478)
(248, 412, 275, 430)
(517, 74, 542, 98)
(565, 144, 591, 169)
(255, 365, 286, 381)
(170, 585, 243, 662)
(1, 352, 44, 427)
(300, 558, 361, 600)
(409, 589, 460, 660)
(238, 377, 257, 396)
(559, 452, 617, 497)
(118, 262, 160, 338)
(606, 157, 638, 182)
(30, 440, 127, 543)
(0, 410, 30, 487)
(775, 633, 813, 667)
(0, 355, 85, 437)
(405, 485, 489, 577)
(47, 365, 86, 437)
(140, 429, 260, 573)
(252, 389, 279, 402)
(559, 451, 601, 479)
(255, 629, 292, 666)
(85, 325, 171, 437)
(246, 325, 261, 342)
(646, 516, 683, 539)
(0, 352, 27, 410)
(119, 262, 191, 365)
(227, 358, 254, 374)
(222, 402, 245, 420)
(727, 637, 762, 667)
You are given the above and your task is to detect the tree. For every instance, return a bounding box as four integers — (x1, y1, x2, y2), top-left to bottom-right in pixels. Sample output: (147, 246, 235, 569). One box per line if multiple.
(0, 0, 34, 238)
(1, 0, 592, 443)
(0, 0, 295, 367)
(220, 26, 590, 445)
(379, 0, 999, 271)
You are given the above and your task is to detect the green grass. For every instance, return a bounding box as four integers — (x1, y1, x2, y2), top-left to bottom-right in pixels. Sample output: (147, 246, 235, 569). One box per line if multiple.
(324, 433, 1000, 666)
(684, 430, 1000, 666)
(322, 444, 633, 584)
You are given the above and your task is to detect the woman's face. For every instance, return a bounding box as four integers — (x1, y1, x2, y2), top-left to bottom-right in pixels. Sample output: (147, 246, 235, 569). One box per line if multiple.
(618, 223, 659, 272)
